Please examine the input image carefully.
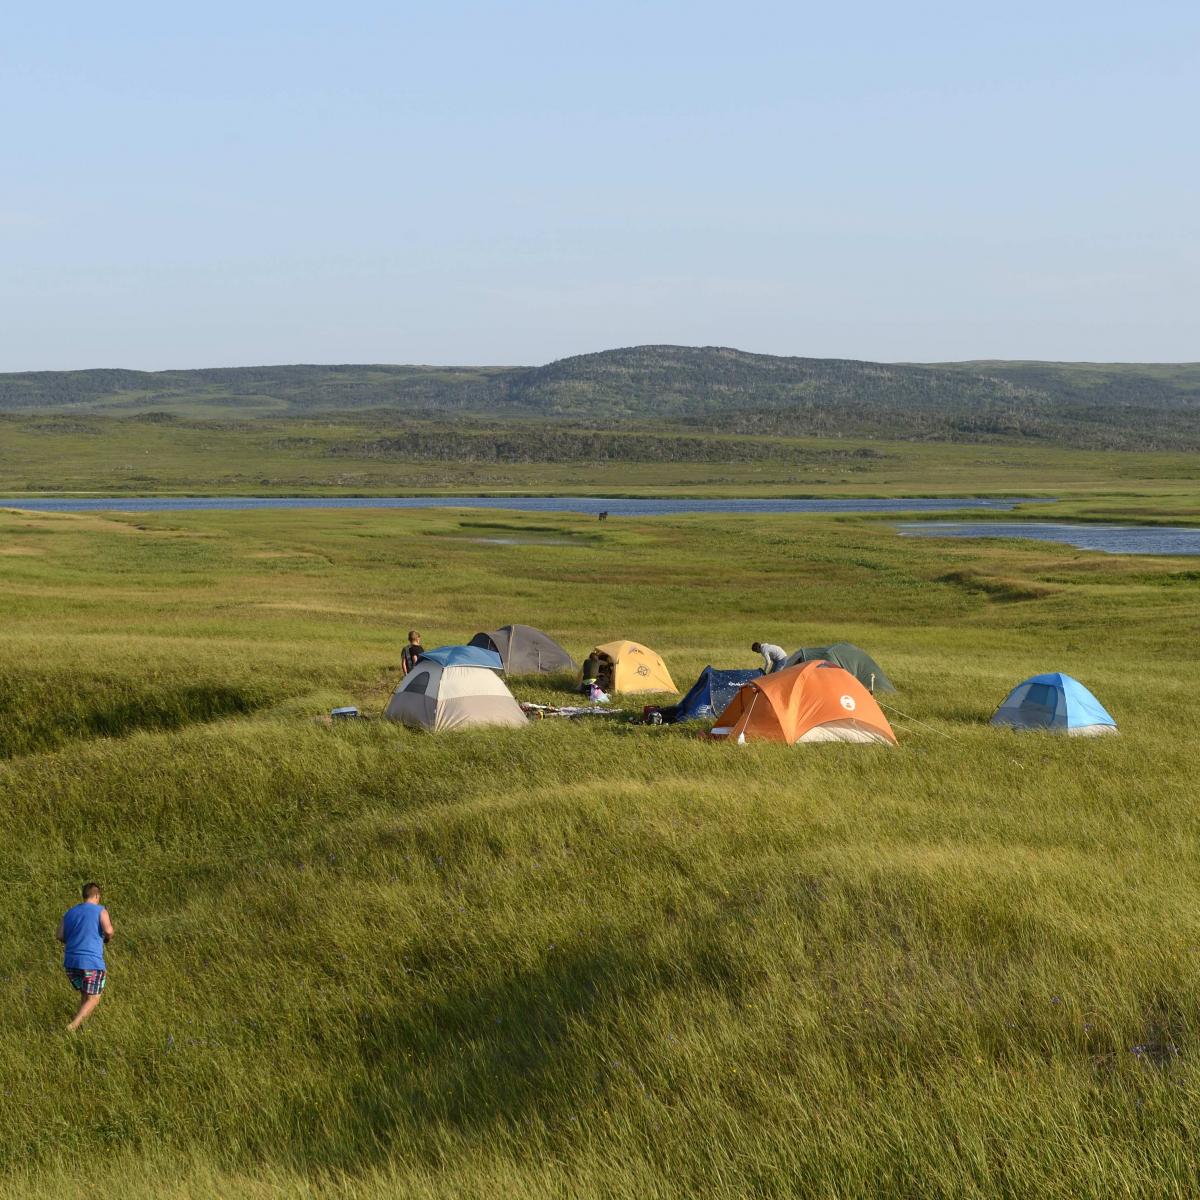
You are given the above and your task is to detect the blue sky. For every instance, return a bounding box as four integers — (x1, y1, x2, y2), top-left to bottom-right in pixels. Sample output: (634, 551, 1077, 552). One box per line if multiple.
(3, 0, 1197, 369)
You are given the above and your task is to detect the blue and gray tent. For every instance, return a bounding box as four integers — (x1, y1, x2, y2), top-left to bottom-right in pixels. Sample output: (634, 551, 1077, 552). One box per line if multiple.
(990, 672, 1117, 736)
(385, 644, 525, 731)
(667, 666, 763, 723)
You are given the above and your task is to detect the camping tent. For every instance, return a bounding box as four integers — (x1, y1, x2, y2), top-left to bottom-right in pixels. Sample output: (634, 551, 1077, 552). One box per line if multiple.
(668, 666, 762, 722)
(991, 673, 1117, 736)
(384, 645, 527, 732)
(709, 661, 896, 745)
(782, 643, 895, 692)
(469, 624, 577, 675)
(587, 640, 677, 694)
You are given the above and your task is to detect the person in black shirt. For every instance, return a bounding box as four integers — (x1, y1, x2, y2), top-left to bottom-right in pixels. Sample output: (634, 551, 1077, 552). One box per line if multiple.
(401, 630, 423, 675)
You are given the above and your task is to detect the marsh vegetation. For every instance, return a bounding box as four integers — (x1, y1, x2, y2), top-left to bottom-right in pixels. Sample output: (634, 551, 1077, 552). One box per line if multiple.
(2, 499, 1199, 1196)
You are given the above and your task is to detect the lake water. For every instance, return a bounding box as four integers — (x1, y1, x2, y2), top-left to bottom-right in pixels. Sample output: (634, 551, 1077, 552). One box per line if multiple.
(0, 495, 1042, 516)
(7, 493, 1188, 553)
(897, 521, 1200, 556)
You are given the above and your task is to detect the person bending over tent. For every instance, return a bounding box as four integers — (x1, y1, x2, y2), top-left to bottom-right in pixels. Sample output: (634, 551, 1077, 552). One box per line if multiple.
(57, 882, 114, 1033)
(751, 641, 788, 673)
(401, 630, 423, 676)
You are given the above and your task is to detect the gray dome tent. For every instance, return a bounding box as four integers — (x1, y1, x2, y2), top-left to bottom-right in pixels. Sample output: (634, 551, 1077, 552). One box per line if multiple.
(782, 642, 896, 692)
(468, 624, 578, 675)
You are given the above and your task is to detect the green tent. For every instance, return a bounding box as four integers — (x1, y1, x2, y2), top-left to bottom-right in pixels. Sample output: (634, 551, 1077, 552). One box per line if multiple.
(783, 642, 896, 692)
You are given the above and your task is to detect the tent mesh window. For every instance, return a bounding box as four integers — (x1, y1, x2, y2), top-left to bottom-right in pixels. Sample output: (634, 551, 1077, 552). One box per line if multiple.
(1023, 682, 1059, 720)
(405, 670, 432, 696)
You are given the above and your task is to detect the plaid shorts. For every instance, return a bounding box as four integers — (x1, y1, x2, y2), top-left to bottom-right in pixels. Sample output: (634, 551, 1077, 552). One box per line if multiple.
(66, 968, 106, 996)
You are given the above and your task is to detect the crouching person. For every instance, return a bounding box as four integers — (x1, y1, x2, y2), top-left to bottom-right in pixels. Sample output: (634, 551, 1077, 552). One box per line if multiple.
(57, 882, 114, 1032)
(752, 641, 789, 673)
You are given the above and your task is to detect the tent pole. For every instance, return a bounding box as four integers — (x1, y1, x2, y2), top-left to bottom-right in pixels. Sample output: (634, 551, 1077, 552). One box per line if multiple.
(737, 689, 760, 744)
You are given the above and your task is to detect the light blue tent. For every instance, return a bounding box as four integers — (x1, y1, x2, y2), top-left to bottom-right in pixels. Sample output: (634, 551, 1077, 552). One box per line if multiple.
(416, 645, 504, 670)
(991, 673, 1117, 736)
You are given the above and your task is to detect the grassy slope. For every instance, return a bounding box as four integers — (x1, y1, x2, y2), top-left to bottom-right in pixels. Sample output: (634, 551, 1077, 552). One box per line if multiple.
(3, 502, 1200, 1197)
(4, 414, 1200, 503)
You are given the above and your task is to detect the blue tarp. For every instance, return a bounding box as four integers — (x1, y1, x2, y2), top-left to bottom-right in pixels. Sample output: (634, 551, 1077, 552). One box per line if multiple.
(671, 666, 763, 722)
(991, 672, 1116, 731)
(417, 645, 504, 670)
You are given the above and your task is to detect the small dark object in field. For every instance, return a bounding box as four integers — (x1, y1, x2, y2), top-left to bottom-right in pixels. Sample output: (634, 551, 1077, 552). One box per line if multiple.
(1131, 1041, 1182, 1068)
(598, 510, 609, 521)
(315, 707, 369, 726)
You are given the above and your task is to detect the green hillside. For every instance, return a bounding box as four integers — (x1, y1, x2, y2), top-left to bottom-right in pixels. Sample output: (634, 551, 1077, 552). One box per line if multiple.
(0, 364, 506, 420)
(3, 347, 1198, 450)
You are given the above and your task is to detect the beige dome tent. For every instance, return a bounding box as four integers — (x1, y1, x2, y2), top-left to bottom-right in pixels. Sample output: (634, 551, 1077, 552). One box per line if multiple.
(384, 645, 527, 732)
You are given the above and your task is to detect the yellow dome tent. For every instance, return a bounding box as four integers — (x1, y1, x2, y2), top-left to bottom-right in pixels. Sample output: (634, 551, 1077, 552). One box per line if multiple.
(587, 640, 677, 694)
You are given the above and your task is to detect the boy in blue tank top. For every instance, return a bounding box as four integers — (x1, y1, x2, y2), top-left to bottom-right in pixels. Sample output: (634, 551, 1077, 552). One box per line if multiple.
(56, 882, 115, 1032)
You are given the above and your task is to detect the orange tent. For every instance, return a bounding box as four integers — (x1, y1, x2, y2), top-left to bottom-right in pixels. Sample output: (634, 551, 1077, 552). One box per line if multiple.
(709, 661, 897, 745)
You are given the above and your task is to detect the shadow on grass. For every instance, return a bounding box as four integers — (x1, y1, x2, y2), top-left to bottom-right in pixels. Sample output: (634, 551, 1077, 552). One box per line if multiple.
(935, 569, 1059, 602)
(355, 957, 603, 1142)
(0, 680, 276, 758)
(292, 922, 736, 1172)
(81, 684, 271, 739)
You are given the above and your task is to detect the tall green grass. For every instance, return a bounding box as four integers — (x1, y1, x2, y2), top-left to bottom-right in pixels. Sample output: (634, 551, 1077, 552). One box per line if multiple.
(2, 503, 1198, 1197)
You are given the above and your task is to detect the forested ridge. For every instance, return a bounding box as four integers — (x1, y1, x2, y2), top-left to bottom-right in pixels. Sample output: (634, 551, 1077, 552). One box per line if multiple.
(319, 426, 889, 466)
(2, 346, 1198, 449)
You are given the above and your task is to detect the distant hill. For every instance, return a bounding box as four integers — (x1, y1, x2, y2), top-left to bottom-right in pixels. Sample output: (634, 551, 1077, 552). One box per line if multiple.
(0, 364, 505, 420)
(2, 346, 1198, 449)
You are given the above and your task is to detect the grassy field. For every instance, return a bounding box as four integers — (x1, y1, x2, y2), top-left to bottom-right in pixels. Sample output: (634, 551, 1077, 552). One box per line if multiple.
(4, 413, 1200, 501)
(3, 500, 1200, 1198)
